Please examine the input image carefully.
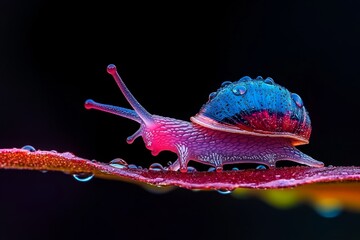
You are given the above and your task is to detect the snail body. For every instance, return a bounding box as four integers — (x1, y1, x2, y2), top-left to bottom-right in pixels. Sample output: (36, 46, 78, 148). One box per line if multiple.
(85, 64, 324, 172)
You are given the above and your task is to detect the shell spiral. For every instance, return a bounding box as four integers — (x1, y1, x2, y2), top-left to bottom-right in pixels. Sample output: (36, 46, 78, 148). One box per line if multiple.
(190, 76, 311, 146)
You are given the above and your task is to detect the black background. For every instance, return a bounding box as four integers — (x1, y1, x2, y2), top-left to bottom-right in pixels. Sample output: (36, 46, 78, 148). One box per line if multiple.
(1, 1, 360, 240)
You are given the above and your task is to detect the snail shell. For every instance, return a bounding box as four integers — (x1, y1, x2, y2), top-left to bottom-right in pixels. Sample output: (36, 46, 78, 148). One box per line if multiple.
(191, 76, 311, 146)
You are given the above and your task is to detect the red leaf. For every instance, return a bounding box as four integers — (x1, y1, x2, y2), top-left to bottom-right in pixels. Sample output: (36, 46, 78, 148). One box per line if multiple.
(1, 148, 360, 190)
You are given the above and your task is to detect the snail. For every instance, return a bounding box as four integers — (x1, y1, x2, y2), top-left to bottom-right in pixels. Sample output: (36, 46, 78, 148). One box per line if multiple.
(85, 64, 324, 172)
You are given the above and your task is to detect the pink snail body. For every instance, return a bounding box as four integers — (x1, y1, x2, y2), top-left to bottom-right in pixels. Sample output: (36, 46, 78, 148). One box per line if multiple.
(85, 64, 323, 172)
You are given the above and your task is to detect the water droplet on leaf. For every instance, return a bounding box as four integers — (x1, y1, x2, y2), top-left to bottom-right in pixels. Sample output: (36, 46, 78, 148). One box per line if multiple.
(149, 163, 164, 171)
(256, 165, 267, 170)
(217, 189, 233, 195)
(109, 158, 128, 169)
(128, 164, 138, 169)
(73, 173, 94, 182)
(316, 205, 342, 218)
(22, 145, 36, 152)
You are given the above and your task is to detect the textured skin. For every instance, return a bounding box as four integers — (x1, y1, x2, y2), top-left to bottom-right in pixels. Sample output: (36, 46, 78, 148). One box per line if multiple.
(143, 116, 323, 172)
(85, 64, 324, 172)
(192, 77, 311, 145)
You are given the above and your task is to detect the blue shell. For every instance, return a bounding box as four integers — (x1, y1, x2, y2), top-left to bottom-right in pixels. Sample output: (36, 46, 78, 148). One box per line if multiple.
(190, 77, 311, 146)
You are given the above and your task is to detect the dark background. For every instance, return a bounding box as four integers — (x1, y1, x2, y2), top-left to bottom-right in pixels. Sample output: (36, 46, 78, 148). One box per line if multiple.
(1, 1, 360, 239)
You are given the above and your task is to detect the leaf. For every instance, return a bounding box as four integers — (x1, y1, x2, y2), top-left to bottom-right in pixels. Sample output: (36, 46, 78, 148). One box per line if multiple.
(3, 148, 360, 214)
(1, 148, 360, 190)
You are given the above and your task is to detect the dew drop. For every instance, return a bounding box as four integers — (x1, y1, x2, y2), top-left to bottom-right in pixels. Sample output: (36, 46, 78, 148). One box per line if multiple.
(109, 158, 128, 169)
(256, 165, 267, 170)
(128, 164, 138, 169)
(239, 76, 252, 82)
(208, 167, 216, 172)
(72, 173, 94, 182)
(217, 189, 233, 195)
(22, 145, 36, 152)
(187, 166, 197, 173)
(316, 206, 342, 218)
(291, 93, 303, 108)
(149, 163, 164, 171)
(264, 77, 275, 84)
(208, 92, 217, 101)
(255, 76, 263, 80)
(232, 85, 247, 95)
(221, 81, 232, 87)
